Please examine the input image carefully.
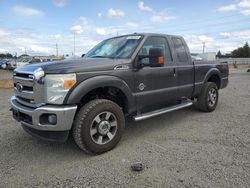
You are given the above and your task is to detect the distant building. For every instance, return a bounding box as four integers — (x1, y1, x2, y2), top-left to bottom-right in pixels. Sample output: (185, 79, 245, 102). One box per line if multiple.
(198, 52, 216, 61)
(191, 52, 216, 61)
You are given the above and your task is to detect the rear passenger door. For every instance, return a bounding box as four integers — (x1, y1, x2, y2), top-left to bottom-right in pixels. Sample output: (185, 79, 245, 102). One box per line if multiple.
(171, 37, 194, 98)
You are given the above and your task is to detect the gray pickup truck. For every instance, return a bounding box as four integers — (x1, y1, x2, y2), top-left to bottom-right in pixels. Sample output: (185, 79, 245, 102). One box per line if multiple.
(10, 33, 228, 154)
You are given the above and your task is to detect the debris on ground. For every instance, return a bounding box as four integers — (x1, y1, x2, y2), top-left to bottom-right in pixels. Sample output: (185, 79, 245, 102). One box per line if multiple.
(131, 162, 144, 172)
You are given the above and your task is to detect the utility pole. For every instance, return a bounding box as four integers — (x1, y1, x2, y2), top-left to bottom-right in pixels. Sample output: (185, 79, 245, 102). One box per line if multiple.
(202, 42, 206, 54)
(73, 32, 76, 56)
(15, 52, 17, 63)
(56, 43, 58, 57)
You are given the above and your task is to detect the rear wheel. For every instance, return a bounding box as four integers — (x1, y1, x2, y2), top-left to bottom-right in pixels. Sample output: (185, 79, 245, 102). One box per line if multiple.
(72, 99, 125, 154)
(196, 82, 219, 112)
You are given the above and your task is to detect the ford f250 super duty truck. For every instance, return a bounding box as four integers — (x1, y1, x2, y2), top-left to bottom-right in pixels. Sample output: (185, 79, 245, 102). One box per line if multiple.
(10, 33, 228, 154)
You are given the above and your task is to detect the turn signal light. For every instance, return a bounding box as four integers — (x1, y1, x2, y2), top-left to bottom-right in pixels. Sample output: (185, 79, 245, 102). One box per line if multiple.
(64, 80, 76, 89)
(158, 56, 164, 64)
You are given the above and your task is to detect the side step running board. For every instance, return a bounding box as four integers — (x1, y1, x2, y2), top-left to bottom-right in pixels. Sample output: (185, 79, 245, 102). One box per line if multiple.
(134, 100, 193, 121)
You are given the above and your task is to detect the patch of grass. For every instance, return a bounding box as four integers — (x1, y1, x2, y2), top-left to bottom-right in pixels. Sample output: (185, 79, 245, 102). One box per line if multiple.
(0, 79, 13, 89)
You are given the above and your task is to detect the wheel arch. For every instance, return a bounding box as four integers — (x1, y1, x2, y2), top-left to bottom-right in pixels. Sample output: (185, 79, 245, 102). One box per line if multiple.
(65, 75, 136, 114)
(203, 68, 222, 89)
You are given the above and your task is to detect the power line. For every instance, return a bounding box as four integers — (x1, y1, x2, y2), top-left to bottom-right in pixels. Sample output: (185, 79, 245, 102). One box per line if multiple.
(158, 19, 250, 35)
(196, 25, 250, 37)
(3, 12, 249, 55)
(159, 13, 244, 30)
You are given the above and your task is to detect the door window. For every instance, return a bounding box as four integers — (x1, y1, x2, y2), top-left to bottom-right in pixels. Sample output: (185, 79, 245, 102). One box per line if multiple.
(138, 36, 172, 65)
(172, 38, 189, 62)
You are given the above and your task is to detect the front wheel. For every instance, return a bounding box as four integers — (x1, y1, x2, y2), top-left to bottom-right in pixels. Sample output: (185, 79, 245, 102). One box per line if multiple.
(196, 82, 219, 112)
(72, 99, 125, 154)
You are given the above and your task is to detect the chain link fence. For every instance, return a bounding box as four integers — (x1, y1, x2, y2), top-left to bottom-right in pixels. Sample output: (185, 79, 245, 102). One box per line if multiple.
(218, 58, 250, 64)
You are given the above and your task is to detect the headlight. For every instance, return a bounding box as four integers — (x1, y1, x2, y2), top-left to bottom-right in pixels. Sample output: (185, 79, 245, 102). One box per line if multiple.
(45, 74, 76, 104)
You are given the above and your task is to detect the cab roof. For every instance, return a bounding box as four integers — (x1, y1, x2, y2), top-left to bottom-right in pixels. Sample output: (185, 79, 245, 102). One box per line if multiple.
(121, 32, 182, 39)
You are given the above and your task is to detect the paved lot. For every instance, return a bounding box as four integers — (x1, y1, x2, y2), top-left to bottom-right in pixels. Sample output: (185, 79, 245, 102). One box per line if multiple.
(0, 69, 250, 187)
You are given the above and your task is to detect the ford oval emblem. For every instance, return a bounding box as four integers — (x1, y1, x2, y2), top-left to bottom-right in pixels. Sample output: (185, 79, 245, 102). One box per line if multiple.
(16, 83, 23, 92)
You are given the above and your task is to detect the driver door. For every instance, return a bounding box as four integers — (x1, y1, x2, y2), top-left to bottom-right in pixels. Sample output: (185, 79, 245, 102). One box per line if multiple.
(134, 36, 179, 112)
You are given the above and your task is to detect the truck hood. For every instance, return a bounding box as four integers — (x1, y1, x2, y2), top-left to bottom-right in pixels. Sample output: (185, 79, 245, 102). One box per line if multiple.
(15, 58, 129, 74)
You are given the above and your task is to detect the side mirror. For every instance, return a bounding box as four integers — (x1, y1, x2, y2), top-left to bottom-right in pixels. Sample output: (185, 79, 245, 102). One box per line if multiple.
(137, 47, 164, 68)
(148, 48, 164, 67)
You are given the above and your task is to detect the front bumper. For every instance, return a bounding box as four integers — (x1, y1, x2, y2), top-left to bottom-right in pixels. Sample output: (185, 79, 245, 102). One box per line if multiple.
(10, 96, 77, 131)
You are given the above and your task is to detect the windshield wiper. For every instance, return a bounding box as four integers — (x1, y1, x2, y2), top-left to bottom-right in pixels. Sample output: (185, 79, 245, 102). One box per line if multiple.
(90, 55, 117, 59)
(90, 55, 107, 58)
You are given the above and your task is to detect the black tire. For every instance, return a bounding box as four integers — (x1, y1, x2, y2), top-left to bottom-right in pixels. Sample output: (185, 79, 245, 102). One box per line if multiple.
(72, 99, 125, 154)
(196, 82, 219, 112)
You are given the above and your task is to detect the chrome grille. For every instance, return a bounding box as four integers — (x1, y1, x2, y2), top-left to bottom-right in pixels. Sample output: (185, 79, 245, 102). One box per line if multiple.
(13, 71, 45, 108)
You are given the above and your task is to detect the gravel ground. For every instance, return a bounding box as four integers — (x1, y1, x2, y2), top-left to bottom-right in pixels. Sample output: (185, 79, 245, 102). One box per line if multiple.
(0, 69, 250, 187)
(0, 69, 13, 80)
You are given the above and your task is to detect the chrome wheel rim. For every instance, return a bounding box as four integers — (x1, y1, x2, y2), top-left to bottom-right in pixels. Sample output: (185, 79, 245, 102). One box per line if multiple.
(90, 111, 118, 145)
(207, 88, 217, 107)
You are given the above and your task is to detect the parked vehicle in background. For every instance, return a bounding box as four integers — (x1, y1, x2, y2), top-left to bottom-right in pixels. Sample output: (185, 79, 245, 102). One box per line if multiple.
(1, 56, 64, 70)
(16, 58, 32, 68)
(0, 59, 15, 70)
(29, 58, 42, 64)
(6, 59, 16, 70)
(10, 33, 229, 154)
(0, 60, 8, 69)
(191, 55, 202, 61)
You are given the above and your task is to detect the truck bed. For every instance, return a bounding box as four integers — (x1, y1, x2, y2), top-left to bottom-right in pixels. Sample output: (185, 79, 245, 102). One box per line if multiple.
(193, 60, 229, 96)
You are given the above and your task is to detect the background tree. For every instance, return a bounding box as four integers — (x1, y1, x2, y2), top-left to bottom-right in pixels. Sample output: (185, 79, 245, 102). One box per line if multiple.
(0, 53, 13, 58)
(242, 42, 250, 57)
(18, 54, 29, 58)
(216, 50, 222, 58)
(231, 42, 250, 58)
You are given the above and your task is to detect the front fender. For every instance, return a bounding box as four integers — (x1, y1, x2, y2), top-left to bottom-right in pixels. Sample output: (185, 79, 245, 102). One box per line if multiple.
(65, 75, 136, 113)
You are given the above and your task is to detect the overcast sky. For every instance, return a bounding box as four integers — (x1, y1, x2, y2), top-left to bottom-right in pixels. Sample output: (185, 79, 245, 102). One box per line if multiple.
(0, 0, 250, 56)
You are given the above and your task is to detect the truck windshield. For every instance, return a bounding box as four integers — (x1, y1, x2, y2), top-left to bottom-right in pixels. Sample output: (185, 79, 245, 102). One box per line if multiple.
(84, 35, 142, 59)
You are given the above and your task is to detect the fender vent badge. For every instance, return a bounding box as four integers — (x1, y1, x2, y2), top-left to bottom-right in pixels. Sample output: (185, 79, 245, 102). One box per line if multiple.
(138, 83, 146, 91)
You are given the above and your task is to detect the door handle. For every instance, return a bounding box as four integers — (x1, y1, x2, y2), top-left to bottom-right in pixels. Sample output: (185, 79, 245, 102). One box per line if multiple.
(114, 65, 129, 70)
(173, 67, 176, 77)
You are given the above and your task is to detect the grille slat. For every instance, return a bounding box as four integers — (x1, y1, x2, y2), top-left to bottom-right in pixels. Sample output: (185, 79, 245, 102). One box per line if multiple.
(13, 72, 36, 108)
(16, 97, 36, 108)
(13, 77, 34, 87)
(14, 83, 33, 92)
(13, 70, 44, 108)
(15, 72, 34, 79)
(14, 88, 34, 99)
